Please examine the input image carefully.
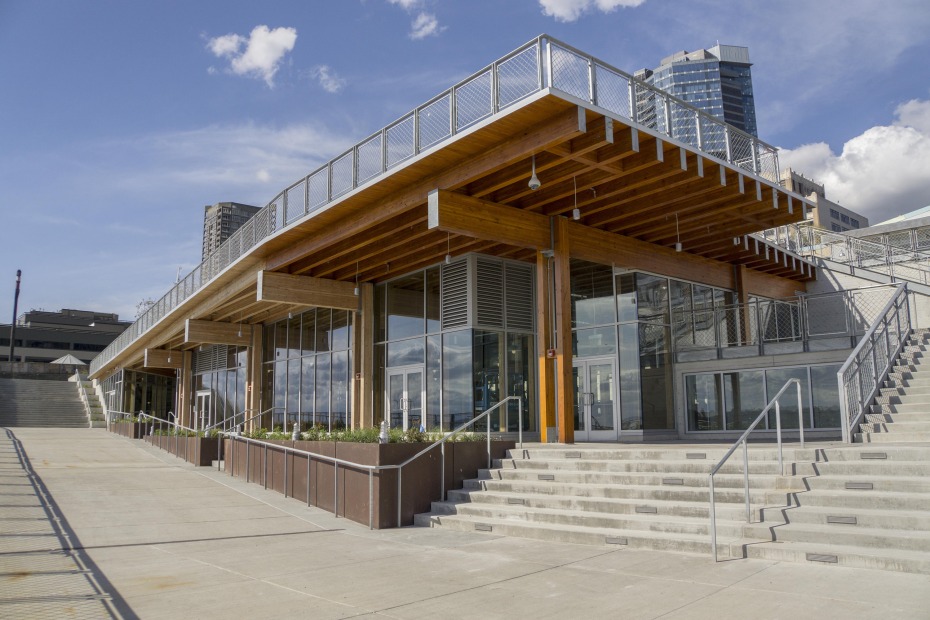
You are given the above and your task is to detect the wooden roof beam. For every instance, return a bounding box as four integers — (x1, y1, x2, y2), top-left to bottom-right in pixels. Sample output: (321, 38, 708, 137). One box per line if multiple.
(184, 320, 252, 347)
(256, 271, 359, 311)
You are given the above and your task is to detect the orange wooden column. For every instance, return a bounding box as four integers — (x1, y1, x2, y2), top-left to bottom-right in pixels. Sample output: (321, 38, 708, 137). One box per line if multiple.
(537, 251, 556, 443)
(554, 217, 575, 444)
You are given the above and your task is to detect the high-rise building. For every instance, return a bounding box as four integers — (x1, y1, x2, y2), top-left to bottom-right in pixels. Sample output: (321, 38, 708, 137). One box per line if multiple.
(636, 44, 757, 138)
(201, 202, 261, 261)
(780, 168, 869, 232)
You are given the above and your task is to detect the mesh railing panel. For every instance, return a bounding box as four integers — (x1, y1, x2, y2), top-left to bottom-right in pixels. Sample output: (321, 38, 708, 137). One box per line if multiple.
(806, 294, 848, 337)
(308, 169, 328, 211)
(418, 94, 451, 151)
(549, 44, 590, 102)
(386, 115, 415, 167)
(593, 64, 630, 118)
(285, 181, 306, 225)
(699, 116, 728, 160)
(729, 131, 755, 172)
(356, 133, 383, 185)
(455, 70, 493, 129)
(330, 151, 354, 198)
(497, 43, 539, 109)
(916, 227, 930, 250)
(633, 81, 658, 130)
(669, 100, 699, 148)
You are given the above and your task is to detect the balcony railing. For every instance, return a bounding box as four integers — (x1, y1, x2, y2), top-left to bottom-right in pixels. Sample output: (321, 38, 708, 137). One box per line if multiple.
(92, 34, 781, 377)
(672, 285, 898, 361)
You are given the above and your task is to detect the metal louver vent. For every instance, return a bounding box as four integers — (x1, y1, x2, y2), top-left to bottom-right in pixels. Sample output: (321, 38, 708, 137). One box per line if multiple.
(476, 258, 504, 328)
(193, 345, 228, 374)
(505, 262, 535, 332)
(441, 260, 469, 329)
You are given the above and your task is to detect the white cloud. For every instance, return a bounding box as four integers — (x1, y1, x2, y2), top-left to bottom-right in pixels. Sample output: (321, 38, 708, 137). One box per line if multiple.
(409, 12, 443, 39)
(779, 99, 930, 224)
(206, 25, 297, 87)
(538, 0, 646, 22)
(386, 1, 445, 40)
(309, 65, 346, 93)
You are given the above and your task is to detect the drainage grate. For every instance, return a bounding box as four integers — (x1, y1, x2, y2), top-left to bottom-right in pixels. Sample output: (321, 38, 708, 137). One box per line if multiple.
(806, 553, 838, 563)
(860, 452, 887, 460)
(474, 523, 493, 532)
(635, 506, 658, 514)
(826, 516, 858, 525)
(606, 536, 628, 545)
(565, 451, 582, 459)
(507, 497, 525, 505)
(662, 477, 684, 486)
(686, 453, 706, 459)
(845, 482, 873, 490)
(538, 474, 555, 481)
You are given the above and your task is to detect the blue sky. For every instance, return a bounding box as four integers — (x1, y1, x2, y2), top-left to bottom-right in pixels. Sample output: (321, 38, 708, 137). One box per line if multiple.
(1, 0, 929, 321)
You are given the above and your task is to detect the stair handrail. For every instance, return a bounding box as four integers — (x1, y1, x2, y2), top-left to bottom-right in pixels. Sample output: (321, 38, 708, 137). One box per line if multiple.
(202, 407, 278, 434)
(837, 282, 911, 443)
(708, 378, 804, 562)
(222, 396, 523, 530)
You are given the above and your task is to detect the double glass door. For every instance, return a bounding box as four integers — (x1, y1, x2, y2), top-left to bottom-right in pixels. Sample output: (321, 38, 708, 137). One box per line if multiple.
(196, 390, 212, 430)
(573, 358, 618, 441)
(386, 366, 424, 431)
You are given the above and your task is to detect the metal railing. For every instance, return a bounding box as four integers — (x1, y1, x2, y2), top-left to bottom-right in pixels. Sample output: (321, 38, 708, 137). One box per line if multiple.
(671, 284, 897, 359)
(708, 379, 804, 561)
(224, 396, 523, 529)
(760, 222, 930, 285)
(91, 34, 781, 379)
(72, 370, 96, 427)
(837, 283, 911, 443)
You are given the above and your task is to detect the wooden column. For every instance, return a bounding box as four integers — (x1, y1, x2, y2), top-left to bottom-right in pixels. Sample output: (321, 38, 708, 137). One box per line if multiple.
(248, 323, 263, 432)
(178, 351, 192, 428)
(537, 251, 557, 443)
(554, 217, 575, 444)
(354, 283, 374, 429)
(735, 265, 752, 348)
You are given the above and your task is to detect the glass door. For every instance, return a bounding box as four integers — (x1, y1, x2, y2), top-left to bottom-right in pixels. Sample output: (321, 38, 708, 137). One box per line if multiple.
(573, 358, 618, 441)
(195, 390, 212, 431)
(386, 366, 424, 431)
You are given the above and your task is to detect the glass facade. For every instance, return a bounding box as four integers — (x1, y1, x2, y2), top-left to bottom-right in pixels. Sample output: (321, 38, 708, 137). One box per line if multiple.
(101, 368, 176, 419)
(374, 261, 536, 433)
(684, 364, 842, 431)
(192, 345, 247, 429)
(261, 308, 353, 431)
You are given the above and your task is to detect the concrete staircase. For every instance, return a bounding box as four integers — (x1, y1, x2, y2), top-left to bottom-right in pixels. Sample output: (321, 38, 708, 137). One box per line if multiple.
(0, 378, 89, 428)
(70, 374, 106, 427)
(415, 445, 807, 559)
(857, 330, 930, 443)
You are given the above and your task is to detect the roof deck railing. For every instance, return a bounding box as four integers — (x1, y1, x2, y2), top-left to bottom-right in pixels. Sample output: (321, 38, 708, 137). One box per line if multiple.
(92, 34, 780, 377)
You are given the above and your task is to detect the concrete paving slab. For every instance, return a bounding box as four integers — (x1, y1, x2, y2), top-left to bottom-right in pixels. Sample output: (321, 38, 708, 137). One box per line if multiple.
(4, 427, 930, 620)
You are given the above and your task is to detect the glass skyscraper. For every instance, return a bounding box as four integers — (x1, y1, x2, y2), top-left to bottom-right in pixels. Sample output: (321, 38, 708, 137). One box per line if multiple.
(636, 44, 757, 138)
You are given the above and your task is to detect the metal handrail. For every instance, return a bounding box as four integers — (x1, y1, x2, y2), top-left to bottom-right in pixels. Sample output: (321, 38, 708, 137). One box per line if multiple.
(837, 282, 910, 442)
(202, 407, 278, 434)
(91, 33, 782, 379)
(73, 370, 95, 427)
(708, 378, 804, 562)
(223, 396, 523, 530)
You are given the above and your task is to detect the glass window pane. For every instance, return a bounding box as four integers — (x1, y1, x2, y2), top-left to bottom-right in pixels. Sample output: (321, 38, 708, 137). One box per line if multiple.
(331, 351, 348, 430)
(275, 320, 288, 360)
(301, 357, 315, 428)
(426, 334, 442, 430)
(301, 310, 316, 355)
(315, 354, 331, 430)
(388, 273, 425, 340)
(375, 284, 386, 343)
(442, 330, 473, 431)
(315, 308, 332, 352)
(287, 314, 302, 358)
(811, 364, 841, 428)
(640, 322, 673, 430)
(765, 367, 809, 429)
(331, 310, 350, 351)
(616, 273, 637, 323)
(287, 359, 300, 428)
(474, 331, 501, 430)
(387, 338, 425, 367)
(273, 361, 287, 429)
(263, 324, 275, 363)
(723, 370, 765, 430)
(571, 260, 616, 328)
(618, 324, 641, 430)
(573, 326, 617, 357)
(426, 266, 441, 334)
(637, 275, 669, 324)
(686, 373, 722, 431)
(506, 333, 535, 432)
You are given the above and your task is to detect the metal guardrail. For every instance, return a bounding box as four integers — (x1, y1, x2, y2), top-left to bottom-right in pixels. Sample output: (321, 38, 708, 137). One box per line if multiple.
(225, 396, 523, 529)
(760, 222, 930, 285)
(73, 370, 96, 427)
(837, 283, 910, 443)
(671, 284, 897, 358)
(708, 378, 804, 561)
(91, 34, 781, 379)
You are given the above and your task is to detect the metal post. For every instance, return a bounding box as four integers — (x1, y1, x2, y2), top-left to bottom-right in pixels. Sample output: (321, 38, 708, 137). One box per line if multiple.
(797, 381, 805, 449)
(775, 401, 783, 475)
(369, 469, 374, 530)
(518, 398, 524, 451)
(263, 444, 268, 490)
(246, 440, 250, 483)
(441, 442, 446, 502)
(307, 455, 311, 507)
(334, 462, 339, 518)
(8, 269, 21, 363)
(284, 450, 289, 499)
(742, 439, 750, 522)
(397, 469, 403, 527)
(708, 474, 717, 561)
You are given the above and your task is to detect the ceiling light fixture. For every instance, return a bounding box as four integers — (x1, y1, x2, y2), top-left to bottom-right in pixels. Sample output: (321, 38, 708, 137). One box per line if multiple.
(528, 154, 541, 191)
(445, 232, 452, 264)
(572, 176, 581, 221)
(354, 261, 360, 296)
(675, 213, 682, 252)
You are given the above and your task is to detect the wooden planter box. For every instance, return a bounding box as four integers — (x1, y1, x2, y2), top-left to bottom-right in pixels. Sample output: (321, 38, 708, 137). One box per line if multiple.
(223, 438, 515, 529)
(108, 421, 145, 439)
(145, 434, 220, 467)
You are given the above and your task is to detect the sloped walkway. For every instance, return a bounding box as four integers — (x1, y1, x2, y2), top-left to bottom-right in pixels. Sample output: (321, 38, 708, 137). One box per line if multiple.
(1, 428, 929, 619)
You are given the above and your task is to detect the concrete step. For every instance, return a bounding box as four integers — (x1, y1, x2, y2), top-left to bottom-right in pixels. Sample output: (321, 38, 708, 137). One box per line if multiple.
(508, 446, 818, 463)
(743, 540, 930, 575)
(745, 521, 930, 552)
(759, 504, 930, 531)
(855, 431, 930, 443)
(812, 446, 930, 462)
(870, 403, 930, 414)
(496, 457, 790, 476)
(479, 467, 804, 491)
(799, 474, 930, 493)
(859, 422, 930, 434)
(787, 489, 930, 511)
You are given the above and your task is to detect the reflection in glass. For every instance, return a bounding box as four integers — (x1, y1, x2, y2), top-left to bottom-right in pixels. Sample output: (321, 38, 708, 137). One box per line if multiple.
(811, 364, 841, 428)
(331, 351, 348, 429)
(300, 357, 314, 429)
(618, 324, 642, 430)
(388, 273, 425, 340)
(766, 367, 809, 429)
(315, 354, 331, 430)
(723, 370, 765, 430)
(506, 333, 535, 432)
(686, 373, 722, 430)
(426, 267, 441, 334)
(473, 331, 501, 430)
(442, 330, 472, 431)
(573, 326, 617, 358)
(387, 338, 425, 367)
(301, 310, 316, 354)
(426, 335, 442, 429)
(571, 261, 616, 328)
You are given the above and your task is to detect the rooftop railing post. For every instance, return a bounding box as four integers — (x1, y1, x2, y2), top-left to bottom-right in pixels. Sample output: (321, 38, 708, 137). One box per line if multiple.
(545, 37, 553, 91)
(587, 57, 595, 104)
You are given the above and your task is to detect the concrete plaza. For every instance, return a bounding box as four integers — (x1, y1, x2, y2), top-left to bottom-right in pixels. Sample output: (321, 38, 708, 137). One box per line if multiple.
(1, 428, 928, 619)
